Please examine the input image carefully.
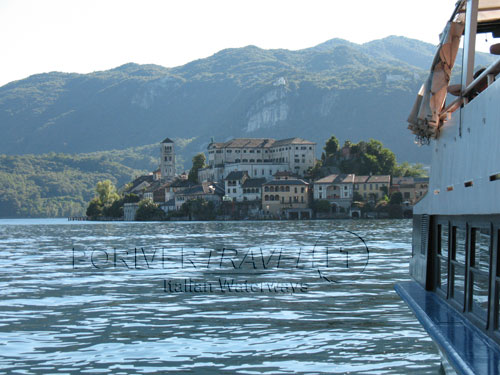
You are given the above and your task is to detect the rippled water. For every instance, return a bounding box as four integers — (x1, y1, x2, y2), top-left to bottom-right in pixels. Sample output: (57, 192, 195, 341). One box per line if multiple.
(0, 219, 440, 374)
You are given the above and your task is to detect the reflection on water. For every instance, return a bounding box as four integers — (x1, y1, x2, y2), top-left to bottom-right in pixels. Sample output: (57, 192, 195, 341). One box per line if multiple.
(0, 219, 440, 374)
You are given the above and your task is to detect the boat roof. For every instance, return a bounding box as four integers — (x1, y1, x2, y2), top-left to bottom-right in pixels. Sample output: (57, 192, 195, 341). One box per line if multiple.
(456, 0, 500, 34)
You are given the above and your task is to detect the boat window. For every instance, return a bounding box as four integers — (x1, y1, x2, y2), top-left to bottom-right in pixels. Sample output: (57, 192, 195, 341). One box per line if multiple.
(451, 226, 467, 308)
(469, 227, 491, 322)
(455, 227, 467, 264)
(437, 223, 449, 295)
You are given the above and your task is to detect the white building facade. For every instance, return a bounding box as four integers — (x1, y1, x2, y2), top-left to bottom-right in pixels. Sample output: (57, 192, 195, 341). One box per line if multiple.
(200, 137, 316, 182)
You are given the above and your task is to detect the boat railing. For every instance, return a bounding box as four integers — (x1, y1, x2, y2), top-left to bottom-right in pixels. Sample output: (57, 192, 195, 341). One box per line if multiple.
(440, 56, 500, 121)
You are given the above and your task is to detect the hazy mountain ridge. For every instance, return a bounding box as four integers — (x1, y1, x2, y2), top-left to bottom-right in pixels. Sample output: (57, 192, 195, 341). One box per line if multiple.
(1, 36, 495, 165)
(0, 140, 192, 218)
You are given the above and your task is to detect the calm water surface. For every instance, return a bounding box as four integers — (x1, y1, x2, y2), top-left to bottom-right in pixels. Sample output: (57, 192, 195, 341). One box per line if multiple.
(0, 219, 440, 374)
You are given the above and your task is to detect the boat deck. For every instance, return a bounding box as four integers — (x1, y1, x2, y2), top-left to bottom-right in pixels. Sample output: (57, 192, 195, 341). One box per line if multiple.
(395, 281, 500, 375)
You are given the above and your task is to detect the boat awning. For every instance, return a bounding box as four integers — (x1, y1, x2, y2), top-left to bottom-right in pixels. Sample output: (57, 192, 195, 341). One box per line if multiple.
(407, 20, 464, 143)
(408, 0, 500, 143)
(395, 281, 500, 375)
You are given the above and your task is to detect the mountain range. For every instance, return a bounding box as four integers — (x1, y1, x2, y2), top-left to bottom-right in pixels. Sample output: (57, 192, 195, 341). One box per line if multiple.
(1, 35, 496, 217)
(2, 35, 494, 167)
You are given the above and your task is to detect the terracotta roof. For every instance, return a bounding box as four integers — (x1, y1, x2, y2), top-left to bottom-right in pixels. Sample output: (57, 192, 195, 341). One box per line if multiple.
(263, 179, 309, 186)
(338, 174, 355, 183)
(209, 142, 226, 149)
(366, 175, 391, 183)
(208, 137, 314, 149)
(216, 138, 275, 149)
(315, 174, 338, 184)
(315, 174, 354, 184)
(354, 176, 369, 183)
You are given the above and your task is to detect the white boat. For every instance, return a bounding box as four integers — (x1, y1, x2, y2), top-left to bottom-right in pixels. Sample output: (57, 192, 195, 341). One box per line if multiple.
(395, 1, 500, 374)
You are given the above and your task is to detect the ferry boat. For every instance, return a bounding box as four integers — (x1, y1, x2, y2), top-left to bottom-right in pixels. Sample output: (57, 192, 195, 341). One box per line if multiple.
(395, 0, 500, 373)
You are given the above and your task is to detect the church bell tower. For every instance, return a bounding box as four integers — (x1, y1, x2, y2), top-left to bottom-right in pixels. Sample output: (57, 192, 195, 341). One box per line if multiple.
(160, 137, 175, 182)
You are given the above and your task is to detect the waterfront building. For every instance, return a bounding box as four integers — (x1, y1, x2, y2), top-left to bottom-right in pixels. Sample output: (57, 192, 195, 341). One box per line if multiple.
(174, 182, 223, 210)
(354, 175, 391, 202)
(262, 179, 311, 219)
(241, 178, 266, 202)
(224, 171, 248, 202)
(313, 174, 355, 212)
(143, 181, 169, 203)
(164, 178, 196, 202)
(123, 202, 139, 221)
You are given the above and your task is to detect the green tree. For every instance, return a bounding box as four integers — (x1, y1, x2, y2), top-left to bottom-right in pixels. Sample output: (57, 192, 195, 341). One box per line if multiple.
(343, 140, 352, 149)
(86, 198, 103, 218)
(306, 160, 324, 180)
(104, 199, 124, 218)
(123, 193, 140, 203)
(188, 153, 206, 183)
(180, 198, 216, 220)
(324, 135, 339, 158)
(339, 139, 396, 175)
(135, 199, 165, 221)
(393, 161, 427, 177)
(95, 180, 119, 206)
(389, 192, 403, 205)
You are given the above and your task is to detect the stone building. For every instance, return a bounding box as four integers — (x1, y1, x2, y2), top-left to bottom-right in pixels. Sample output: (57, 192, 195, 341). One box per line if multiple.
(160, 137, 175, 182)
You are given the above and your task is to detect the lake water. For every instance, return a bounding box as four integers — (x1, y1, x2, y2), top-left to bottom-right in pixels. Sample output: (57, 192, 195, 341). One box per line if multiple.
(0, 219, 441, 374)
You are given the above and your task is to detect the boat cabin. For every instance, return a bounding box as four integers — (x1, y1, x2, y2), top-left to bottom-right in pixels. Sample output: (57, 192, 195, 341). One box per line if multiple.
(397, 1, 500, 373)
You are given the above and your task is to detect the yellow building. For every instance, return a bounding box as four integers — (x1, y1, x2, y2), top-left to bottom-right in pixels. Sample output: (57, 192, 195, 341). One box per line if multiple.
(262, 179, 311, 219)
(391, 177, 429, 205)
(354, 175, 391, 202)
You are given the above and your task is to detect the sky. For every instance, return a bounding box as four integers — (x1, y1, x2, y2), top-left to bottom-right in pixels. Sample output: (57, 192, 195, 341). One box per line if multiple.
(0, 0, 465, 87)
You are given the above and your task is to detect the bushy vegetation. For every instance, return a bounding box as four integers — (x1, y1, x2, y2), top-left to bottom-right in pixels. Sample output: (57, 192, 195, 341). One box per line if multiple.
(338, 139, 397, 175)
(135, 199, 165, 221)
(85, 180, 141, 220)
(311, 135, 427, 180)
(0, 152, 147, 218)
(187, 153, 206, 184)
(178, 198, 216, 220)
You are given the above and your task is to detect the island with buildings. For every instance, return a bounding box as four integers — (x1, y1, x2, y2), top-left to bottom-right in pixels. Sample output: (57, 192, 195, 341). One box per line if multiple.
(85, 135, 429, 221)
